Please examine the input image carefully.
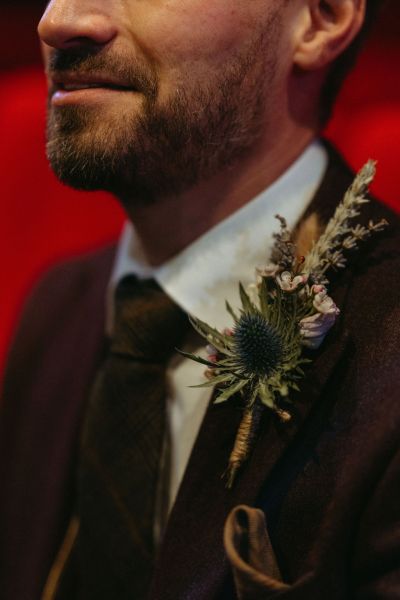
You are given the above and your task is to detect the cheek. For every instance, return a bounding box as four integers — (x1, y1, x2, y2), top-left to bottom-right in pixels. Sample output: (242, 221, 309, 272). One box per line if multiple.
(132, 1, 254, 70)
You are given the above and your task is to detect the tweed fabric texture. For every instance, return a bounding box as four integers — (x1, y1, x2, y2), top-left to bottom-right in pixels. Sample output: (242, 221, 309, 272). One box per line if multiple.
(59, 277, 188, 599)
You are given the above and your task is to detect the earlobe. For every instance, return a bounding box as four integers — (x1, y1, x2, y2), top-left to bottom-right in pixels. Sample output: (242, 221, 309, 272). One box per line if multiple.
(293, 0, 366, 71)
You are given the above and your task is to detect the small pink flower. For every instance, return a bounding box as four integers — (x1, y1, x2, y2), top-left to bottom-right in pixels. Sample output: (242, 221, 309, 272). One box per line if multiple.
(277, 271, 308, 292)
(206, 344, 219, 364)
(300, 312, 337, 349)
(313, 290, 340, 316)
(311, 284, 326, 295)
(300, 287, 339, 349)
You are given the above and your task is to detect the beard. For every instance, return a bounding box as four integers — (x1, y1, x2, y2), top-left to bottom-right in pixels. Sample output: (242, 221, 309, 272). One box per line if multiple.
(46, 17, 281, 205)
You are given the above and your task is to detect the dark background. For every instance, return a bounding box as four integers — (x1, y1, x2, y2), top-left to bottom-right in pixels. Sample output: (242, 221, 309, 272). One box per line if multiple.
(0, 1, 399, 375)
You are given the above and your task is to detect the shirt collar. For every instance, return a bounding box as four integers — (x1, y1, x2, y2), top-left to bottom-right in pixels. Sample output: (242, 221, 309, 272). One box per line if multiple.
(107, 141, 328, 333)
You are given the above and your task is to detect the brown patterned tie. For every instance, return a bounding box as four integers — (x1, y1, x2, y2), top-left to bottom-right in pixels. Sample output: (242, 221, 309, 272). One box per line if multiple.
(56, 276, 188, 599)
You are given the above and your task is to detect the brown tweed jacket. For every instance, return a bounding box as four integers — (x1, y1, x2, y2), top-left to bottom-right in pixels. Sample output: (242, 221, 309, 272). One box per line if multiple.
(1, 145, 399, 599)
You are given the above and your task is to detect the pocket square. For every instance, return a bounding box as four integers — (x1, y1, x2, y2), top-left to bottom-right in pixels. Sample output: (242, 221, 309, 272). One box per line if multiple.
(223, 505, 290, 599)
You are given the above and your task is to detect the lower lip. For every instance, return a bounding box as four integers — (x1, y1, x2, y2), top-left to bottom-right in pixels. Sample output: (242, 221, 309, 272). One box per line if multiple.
(51, 87, 135, 106)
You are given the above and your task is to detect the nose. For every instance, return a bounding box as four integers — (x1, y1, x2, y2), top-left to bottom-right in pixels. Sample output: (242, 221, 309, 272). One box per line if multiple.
(38, 0, 117, 50)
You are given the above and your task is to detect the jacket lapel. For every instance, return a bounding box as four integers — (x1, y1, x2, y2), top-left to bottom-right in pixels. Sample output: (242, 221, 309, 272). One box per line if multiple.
(150, 144, 356, 599)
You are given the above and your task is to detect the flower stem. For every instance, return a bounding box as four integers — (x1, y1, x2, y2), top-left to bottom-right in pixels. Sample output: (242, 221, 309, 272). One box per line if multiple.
(224, 400, 264, 488)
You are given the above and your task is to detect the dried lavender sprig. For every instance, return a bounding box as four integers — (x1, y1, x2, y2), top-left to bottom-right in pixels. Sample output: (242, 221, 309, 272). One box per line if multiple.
(270, 215, 296, 270)
(303, 160, 387, 279)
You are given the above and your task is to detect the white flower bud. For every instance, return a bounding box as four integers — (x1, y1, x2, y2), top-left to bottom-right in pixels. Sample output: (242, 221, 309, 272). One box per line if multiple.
(277, 272, 308, 292)
(313, 291, 340, 315)
(300, 310, 338, 349)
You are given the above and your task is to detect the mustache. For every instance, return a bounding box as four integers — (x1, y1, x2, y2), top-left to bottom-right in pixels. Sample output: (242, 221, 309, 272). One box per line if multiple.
(48, 47, 158, 99)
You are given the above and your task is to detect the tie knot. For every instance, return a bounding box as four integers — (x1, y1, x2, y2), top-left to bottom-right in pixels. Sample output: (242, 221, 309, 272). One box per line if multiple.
(111, 276, 188, 363)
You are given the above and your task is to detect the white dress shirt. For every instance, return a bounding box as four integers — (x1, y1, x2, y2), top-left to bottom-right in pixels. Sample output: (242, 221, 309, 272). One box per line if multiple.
(107, 141, 328, 519)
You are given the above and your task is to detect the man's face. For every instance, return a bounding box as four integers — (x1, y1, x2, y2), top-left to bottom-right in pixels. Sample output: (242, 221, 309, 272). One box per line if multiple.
(39, 0, 289, 203)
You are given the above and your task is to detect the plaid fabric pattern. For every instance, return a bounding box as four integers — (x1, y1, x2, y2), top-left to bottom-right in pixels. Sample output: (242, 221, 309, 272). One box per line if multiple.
(57, 277, 188, 599)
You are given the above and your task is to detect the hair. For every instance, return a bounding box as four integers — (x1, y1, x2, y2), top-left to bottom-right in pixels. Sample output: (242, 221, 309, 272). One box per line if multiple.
(320, 0, 385, 124)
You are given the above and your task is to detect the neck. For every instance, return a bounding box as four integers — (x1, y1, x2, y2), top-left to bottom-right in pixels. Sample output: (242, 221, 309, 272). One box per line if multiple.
(123, 122, 316, 266)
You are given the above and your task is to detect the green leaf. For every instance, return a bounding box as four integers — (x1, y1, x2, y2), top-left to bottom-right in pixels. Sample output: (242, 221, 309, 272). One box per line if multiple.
(206, 338, 235, 358)
(217, 358, 240, 367)
(188, 317, 235, 357)
(258, 381, 276, 409)
(189, 381, 217, 389)
(278, 383, 289, 397)
(225, 300, 239, 324)
(177, 350, 219, 368)
(189, 316, 226, 345)
(299, 357, 313, 365)
(214, 378, 248, 404)
(288, 382, 300, 392)
(259, 278, 272, 318)
(247, 385, 260, 408)
(189, 372, 234, 388)
(239, 283, 257, 314)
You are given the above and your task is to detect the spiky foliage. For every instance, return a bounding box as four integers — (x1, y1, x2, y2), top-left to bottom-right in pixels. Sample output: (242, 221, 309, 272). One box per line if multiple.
(180, 281, 310, 413)
(234, 313, 283, 377)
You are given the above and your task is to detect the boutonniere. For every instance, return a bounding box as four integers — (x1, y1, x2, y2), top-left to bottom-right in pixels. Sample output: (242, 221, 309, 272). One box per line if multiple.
(180, 160, 388, 488)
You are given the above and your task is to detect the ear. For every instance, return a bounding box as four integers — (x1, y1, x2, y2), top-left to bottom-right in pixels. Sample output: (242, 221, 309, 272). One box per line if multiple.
(293, 0, 366, 70)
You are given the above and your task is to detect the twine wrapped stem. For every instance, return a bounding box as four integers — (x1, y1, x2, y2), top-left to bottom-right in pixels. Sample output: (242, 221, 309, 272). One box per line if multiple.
(225, 400, 264, 488)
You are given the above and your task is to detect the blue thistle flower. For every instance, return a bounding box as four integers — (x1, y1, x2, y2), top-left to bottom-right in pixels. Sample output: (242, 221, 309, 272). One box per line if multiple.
(233, 312, 284, 377)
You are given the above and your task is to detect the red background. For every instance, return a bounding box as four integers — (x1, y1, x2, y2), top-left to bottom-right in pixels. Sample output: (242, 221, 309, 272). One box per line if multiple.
(1, 2, 399, 375)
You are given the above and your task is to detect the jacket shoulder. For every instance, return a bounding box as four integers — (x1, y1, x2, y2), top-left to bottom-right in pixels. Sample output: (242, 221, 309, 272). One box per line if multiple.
(2, 243, 116, 390)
